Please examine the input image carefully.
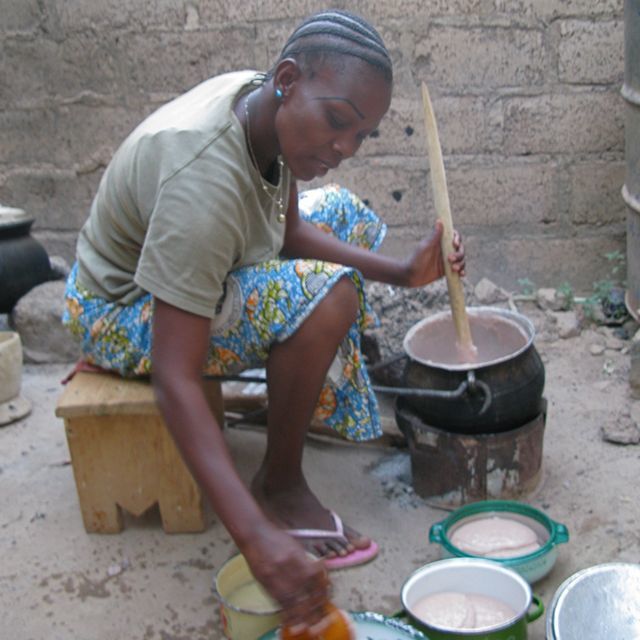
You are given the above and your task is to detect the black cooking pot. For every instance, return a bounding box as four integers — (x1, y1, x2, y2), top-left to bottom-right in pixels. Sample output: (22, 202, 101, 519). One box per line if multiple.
(0, 206, 52, 313)
(399, 307, 545, 434)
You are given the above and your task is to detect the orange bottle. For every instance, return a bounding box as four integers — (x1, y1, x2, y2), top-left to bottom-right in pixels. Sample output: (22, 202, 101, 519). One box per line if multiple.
(280, 601, 355, 640)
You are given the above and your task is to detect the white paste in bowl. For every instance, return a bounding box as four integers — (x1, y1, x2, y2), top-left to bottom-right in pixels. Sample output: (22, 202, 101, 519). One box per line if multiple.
(450, 516, 541, 558)
(412, 591, 516, 631)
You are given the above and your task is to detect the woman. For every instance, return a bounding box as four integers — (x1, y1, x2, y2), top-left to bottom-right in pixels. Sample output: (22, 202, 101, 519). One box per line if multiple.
(63, 9, 465, 626)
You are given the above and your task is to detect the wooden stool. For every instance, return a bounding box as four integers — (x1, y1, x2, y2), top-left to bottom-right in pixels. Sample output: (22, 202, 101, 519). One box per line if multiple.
(55, 372, 224, 534)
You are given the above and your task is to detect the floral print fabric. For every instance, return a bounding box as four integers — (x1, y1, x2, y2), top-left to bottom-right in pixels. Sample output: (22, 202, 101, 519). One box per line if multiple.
(63, 185, 386, 441)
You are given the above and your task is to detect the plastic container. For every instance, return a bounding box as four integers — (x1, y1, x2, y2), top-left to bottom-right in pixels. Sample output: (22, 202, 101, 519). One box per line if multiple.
(429, 500, 569, 583)
(212, 553, 281, 640)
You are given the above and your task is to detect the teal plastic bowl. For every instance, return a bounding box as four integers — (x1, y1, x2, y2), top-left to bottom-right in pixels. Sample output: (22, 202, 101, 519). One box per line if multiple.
(429, 500, 569, 584)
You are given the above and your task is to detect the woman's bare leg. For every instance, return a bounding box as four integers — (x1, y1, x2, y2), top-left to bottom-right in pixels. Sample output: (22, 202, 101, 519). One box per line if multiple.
(251, 276, 370, 558)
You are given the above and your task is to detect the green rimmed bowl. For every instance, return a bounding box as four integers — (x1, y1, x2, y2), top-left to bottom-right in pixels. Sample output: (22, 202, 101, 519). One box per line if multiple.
(401, 558, 544, 640)
(429, 500, 569, 584)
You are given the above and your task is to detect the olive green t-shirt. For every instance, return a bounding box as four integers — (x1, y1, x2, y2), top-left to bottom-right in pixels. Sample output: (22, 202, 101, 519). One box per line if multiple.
(76, 70, 291, 319)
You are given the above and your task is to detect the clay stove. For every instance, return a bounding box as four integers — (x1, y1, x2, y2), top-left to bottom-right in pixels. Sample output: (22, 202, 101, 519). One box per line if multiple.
(386, 307, 546, 508)
(396, 397, 546, 508)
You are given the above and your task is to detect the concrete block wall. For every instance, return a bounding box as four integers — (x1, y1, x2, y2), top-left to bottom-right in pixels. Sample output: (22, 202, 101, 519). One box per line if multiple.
(0, 0, 626, 292)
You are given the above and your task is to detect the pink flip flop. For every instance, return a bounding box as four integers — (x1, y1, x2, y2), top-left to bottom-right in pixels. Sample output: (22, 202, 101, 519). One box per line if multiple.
(287, 511, 379, 570)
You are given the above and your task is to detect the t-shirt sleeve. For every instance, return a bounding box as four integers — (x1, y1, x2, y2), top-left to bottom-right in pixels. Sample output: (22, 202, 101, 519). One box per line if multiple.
(135, 161, 245, 319)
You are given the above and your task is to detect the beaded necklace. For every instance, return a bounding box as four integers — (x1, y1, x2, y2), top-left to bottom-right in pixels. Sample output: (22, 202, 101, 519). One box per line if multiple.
(244, 91, 286, 223)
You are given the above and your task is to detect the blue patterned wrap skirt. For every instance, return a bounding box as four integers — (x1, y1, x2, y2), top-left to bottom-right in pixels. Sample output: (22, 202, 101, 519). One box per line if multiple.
(63, 185, 386, 441)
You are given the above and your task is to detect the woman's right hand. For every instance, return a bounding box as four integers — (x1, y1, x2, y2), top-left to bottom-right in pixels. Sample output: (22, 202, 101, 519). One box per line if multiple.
(242, 523, 330, 627)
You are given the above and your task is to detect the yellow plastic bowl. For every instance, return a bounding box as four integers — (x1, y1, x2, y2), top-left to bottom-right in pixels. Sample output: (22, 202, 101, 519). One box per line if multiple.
(212, 553, 282, 640)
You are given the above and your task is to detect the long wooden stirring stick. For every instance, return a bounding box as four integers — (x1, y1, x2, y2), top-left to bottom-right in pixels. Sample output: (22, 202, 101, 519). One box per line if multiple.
(421, 81, 476, 357)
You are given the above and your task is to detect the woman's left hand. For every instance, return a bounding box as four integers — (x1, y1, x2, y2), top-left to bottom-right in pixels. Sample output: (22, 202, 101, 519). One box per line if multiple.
(404, 219, 466, 287)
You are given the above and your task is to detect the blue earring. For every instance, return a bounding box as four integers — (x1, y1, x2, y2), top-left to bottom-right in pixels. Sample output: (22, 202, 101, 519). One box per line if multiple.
(275, 87, 283, 100)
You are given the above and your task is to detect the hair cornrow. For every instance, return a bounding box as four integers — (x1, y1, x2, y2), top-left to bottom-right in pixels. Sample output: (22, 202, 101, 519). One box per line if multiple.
(272, 10, 393, 83)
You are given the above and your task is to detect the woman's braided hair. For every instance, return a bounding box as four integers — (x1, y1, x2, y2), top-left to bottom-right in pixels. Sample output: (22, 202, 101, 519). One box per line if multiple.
(269, 9, 393, 84)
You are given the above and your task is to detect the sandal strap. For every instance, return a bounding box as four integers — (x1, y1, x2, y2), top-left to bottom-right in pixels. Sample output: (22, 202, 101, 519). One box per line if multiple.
(286, 511, 347, 543)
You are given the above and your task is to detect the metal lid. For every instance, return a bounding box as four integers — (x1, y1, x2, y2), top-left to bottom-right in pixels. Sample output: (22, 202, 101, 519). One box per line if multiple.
(546, 563, 640, 639)
(0, 205, 33, 228)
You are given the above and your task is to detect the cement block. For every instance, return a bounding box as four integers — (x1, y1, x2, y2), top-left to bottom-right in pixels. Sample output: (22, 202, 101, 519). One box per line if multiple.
(360, 98, 424, 158)
(435, 96, 504, 154)
(212, 0, 491, 23)
(0, 0, 41, 33)
(569, 160, 627, 225)
(558, 19, 624, 84)
(0, 169, 101, 231)
(315, 156, 564, 231)
(118, 28, 257, 96)
(55, 0, 185, 31)
(0, 38, 57, 108)
(446, 159, 562, 227)
(415, 24, 546, 89)
(200, 1, 330, 24)
(367, 95, 501, 157)
(0, 35, 122, 108)
(346, 0, 499, 19)
(317, 159, 432, 227)
(255, 20, 299, 70)
(495, 0, 622, 19)
(503, 90, 625, 155)
(463, 232, 626, 292)
(0, 105, 145, 167)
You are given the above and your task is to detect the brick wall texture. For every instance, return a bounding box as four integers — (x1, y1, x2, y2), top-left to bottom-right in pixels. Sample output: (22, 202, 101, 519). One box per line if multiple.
(0, 0, 628, 291)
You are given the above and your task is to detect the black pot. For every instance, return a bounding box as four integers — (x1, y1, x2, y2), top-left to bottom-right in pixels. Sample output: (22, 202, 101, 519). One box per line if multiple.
(401, 307, 545, 434)
(0, 207, 52, 313)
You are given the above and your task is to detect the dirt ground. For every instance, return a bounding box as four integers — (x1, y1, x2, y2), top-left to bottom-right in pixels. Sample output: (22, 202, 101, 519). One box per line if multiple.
(1, 291, 639, 640)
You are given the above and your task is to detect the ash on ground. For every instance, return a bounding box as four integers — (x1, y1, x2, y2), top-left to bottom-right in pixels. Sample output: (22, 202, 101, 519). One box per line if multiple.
(368, 451, 426, 509)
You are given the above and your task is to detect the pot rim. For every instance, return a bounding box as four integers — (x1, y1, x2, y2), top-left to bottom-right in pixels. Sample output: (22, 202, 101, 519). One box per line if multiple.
(403, 306, 536, 371)
(0, 206, 34, 230)
(401, 558, 533, 635)
(429, 500, 569, 566)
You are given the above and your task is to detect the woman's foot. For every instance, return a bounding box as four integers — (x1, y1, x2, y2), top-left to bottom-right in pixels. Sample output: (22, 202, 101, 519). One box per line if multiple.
(251, 475, 373, 562)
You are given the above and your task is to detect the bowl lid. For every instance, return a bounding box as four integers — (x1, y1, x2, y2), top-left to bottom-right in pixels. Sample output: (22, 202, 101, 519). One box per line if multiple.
(0, 205, 33, 228)
(546, 563, 640, 639)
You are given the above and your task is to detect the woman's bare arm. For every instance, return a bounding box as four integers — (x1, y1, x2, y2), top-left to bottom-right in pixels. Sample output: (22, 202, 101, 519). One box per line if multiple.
(281, 182, 465, 287)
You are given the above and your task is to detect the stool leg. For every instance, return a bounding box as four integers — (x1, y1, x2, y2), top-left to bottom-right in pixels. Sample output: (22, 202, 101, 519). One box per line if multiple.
(64, 419, 125, 533)
(156, 418, 206, 533)
(80, 498, 124, 534)
(158, 490, 205, 533)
